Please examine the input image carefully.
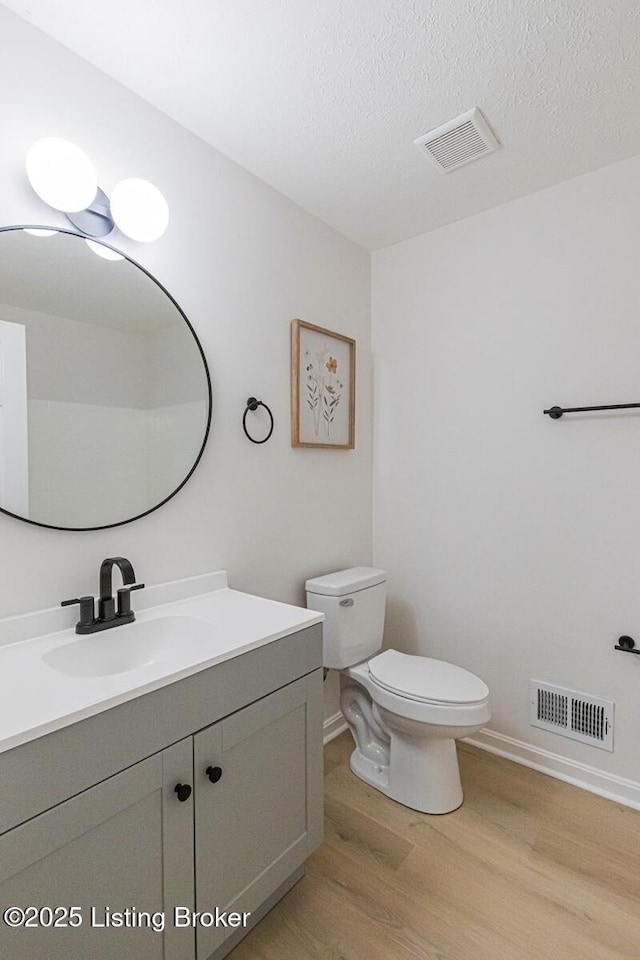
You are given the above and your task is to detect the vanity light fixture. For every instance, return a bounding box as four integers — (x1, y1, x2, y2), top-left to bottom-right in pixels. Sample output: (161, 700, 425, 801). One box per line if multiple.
(25, 138, 169, 249)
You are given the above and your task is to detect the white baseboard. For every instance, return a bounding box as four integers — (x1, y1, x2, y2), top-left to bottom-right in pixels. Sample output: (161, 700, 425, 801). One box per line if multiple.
(323, 711, 348, 745)
(463, 728, 640, 812)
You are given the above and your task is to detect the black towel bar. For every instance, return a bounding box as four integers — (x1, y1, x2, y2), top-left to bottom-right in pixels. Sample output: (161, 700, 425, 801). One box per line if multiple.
(544, 403, 640, 419)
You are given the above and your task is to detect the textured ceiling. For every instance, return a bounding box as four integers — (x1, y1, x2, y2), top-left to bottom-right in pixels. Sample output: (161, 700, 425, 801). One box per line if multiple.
(3, 0, 640, 249)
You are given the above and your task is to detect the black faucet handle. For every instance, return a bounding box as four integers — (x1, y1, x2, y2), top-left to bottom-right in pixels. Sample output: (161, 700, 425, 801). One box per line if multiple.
(61, 596, 96, 628)
(117, 582, 145, 618)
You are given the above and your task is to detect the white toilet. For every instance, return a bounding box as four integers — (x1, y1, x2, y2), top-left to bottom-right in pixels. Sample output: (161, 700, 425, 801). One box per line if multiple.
(306, 566, 490, 814)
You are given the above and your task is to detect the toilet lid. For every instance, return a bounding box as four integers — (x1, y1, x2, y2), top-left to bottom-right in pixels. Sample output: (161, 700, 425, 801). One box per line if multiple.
(368, 650, 489, 704)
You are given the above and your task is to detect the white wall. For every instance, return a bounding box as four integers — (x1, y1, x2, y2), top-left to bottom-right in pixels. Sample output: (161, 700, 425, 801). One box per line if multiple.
(0, 301, 147, 407)
(0, 8, 371, 722)
(373, 154, 640, 787)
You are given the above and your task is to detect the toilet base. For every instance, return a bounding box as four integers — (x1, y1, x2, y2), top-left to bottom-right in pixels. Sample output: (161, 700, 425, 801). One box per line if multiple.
(349, 743, 390, 792)
(347, 733, 464, 815)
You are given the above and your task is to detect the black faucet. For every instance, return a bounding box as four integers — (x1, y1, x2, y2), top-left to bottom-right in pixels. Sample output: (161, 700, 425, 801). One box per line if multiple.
(62, 557, 145, 635)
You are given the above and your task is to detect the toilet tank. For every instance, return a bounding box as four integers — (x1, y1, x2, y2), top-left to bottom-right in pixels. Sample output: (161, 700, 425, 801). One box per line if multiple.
(305, 567, 386, 669)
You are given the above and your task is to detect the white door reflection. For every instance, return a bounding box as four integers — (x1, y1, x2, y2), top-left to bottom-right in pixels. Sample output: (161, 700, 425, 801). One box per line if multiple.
(0, 319, 29, 518)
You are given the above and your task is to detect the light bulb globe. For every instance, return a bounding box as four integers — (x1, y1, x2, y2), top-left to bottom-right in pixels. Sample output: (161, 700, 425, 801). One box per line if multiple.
(23, 229, 58, 237)
(26, 138, 98, 213)
(85, 239, 124, 261)
(110, 178, 169, 242)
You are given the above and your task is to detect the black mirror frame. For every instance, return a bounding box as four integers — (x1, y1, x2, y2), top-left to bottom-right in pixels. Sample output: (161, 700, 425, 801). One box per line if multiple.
(0, 224, 212, 532)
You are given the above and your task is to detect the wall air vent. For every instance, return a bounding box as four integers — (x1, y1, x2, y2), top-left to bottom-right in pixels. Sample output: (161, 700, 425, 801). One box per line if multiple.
(529, 681, 614, 752)
(414, 108, 500, 172)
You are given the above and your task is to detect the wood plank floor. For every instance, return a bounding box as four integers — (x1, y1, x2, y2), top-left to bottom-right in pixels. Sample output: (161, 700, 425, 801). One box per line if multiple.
(229, 733, 640, 960)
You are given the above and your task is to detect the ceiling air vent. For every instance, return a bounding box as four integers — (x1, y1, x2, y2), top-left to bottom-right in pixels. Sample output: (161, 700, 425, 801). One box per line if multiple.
(414, 108, 499, 172)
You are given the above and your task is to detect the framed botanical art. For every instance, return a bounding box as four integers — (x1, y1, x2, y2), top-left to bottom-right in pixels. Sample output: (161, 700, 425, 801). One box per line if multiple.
(291, 319, 355, 449)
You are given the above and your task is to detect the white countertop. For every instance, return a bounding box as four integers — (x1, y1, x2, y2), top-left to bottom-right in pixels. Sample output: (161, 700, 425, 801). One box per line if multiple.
(0, 572, 323, 755)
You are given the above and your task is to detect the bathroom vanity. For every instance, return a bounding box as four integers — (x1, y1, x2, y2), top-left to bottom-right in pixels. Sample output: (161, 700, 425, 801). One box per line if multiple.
(0, 573, 324, 960)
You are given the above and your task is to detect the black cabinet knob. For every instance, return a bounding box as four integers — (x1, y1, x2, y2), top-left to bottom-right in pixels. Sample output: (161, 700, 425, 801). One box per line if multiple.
(206, 766, 223, 784)
(174, 783, 192, 802)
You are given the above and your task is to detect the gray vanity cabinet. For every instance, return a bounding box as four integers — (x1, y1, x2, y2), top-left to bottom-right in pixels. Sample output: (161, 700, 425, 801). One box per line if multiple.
(193, 674, 320, 959)
(0, 624, 323, 960)
(0, 738, 195, 960)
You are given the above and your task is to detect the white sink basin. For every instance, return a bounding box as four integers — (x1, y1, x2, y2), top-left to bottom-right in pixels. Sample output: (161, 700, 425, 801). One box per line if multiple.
(0, 571, 324, 754)
(42, 615, 216, 678)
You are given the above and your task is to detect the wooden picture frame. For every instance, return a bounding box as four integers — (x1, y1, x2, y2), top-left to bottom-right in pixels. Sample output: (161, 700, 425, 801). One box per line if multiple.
(291, 319, 355, 449)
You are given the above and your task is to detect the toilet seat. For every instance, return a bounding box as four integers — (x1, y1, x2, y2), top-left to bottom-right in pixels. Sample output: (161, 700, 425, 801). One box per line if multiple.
(368, 649, 489, 705)
(344, 653, 490, 728)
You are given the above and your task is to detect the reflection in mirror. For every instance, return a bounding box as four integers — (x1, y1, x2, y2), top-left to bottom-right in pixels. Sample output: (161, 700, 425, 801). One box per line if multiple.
(0, 228, 211, 529)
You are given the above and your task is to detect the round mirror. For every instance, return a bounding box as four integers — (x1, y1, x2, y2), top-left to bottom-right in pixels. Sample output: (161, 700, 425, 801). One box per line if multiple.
(0, 227, 211, 530)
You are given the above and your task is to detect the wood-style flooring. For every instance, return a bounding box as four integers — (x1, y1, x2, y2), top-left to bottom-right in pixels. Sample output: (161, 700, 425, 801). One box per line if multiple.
(229, 732, 640, 960)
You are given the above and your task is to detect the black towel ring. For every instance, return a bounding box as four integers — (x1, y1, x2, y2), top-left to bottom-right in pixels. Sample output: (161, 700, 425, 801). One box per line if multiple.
(242, 397, 274, 444)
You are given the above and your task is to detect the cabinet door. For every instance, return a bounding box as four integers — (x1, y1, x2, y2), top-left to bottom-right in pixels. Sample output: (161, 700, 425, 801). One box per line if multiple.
(193, 672, 323, 959)
(0, 738, 195, 960)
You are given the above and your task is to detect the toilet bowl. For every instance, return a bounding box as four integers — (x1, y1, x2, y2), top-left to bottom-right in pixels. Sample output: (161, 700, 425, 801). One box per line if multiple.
(340, 651, 489, 813)
(305, 567, 490, 814)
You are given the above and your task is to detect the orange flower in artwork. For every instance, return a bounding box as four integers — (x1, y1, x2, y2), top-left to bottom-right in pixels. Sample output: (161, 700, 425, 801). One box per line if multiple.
(326, 357, 338, 374)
